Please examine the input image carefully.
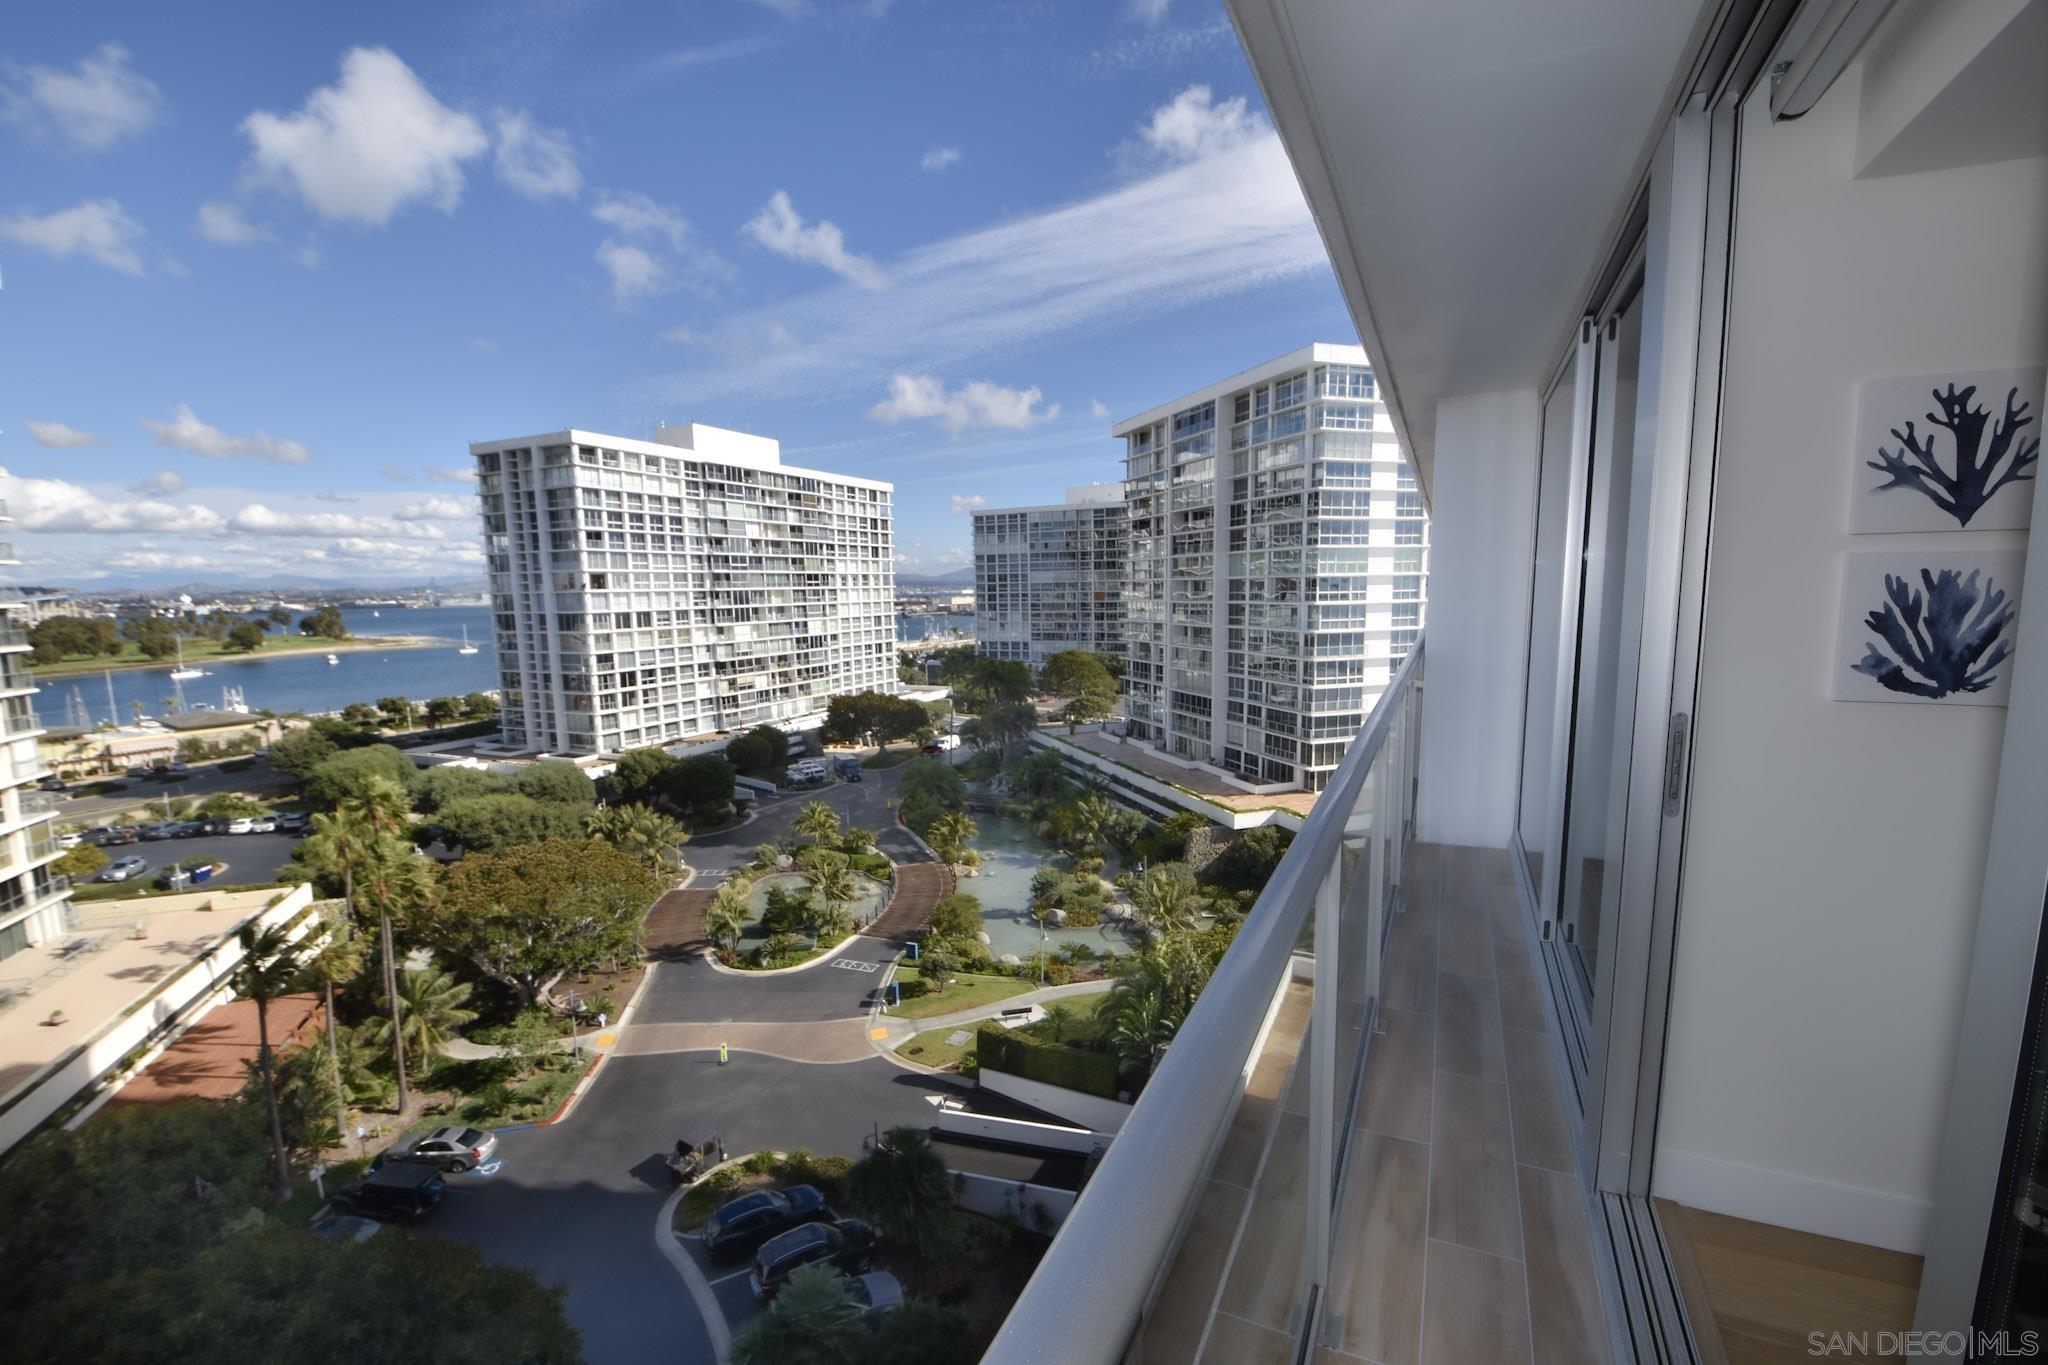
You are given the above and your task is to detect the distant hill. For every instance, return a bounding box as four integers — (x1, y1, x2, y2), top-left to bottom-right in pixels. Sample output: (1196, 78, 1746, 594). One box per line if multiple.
(895, 567, 974, 586)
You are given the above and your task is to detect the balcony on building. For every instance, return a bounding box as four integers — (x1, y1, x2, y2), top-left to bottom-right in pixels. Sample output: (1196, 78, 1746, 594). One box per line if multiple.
(981, 3, 2048, 1363)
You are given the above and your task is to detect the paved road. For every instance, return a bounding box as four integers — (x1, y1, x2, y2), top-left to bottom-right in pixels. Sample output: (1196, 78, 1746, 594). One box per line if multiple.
(681, 755, 929, 881)
(82, 830, 304, 889)
(56, 757, 297, 822)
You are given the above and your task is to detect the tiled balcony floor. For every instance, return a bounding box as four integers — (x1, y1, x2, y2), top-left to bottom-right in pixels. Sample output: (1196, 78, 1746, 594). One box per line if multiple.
(1136, 843, 1612, 1365)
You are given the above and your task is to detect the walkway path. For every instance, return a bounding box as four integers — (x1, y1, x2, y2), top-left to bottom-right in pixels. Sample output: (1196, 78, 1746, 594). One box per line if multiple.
(644, 888, 714, 961)
(862, 860, 952, 942)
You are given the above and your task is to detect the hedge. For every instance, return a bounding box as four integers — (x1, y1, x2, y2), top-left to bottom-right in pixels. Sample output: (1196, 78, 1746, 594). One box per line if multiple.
(976, 1024, 1121, 1100)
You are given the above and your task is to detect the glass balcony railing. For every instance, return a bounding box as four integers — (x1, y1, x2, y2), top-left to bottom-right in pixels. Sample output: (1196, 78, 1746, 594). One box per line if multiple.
(0, 702, 41, 739)
(0, 626, 28, 650)
(985, 636, 1425, 1365)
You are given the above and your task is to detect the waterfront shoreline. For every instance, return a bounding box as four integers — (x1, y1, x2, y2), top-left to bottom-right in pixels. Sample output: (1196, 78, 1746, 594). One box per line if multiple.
(32, 633, 442, 681)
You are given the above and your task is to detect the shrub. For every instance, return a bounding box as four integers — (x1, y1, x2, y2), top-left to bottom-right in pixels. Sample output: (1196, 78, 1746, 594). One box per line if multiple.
(760, 886, 812, 936)
(744, 1149, 776, 1175)
(1204, 826, 1293, 893)
(976, 1024, 1120, 1099)
(927, 891, 983, 940)
(898, 790, 944, 837)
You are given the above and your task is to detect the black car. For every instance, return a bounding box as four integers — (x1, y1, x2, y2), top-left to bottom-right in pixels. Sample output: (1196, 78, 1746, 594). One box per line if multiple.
(85, 826, 138, 846)
(702, 1185, 830, 1262)
(170, 820, 207, 838)
(330, 1161, 446, 1223)
(137, 821, 181, 841)
(750, 1219, 877, 1301)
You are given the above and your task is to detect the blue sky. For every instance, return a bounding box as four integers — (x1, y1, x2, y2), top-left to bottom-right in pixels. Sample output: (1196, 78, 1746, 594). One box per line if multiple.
(0, 0, 1353, 587)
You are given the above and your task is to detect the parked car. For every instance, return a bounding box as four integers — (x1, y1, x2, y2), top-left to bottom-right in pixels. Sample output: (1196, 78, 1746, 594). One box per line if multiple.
(57, 831, 82, 849)
(171, 820, 207, 838)
(309, 1213, 382, 1243)
(922, 734, 961, 755)
(330, 1161, 445, 1223)
(275, 811, 311, 834)
(137, 821, 182, 841)
(246, 816, 278, 834)
(226, 817, 259, 835)
(847, 1270, 904, 1320)
(97, 855, 147, 883)
(35, 775, 65, 792)
(702, 1185, 830, 1262)
(85, 826, 137, 846)
(749, 1219, 877, 1301)
(834, 757, 863, 782)
(373, 1125, 497, 1174)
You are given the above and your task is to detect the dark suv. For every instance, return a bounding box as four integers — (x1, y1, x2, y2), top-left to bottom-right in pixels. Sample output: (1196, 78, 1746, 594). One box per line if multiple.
(750, 1218, 877, 1301)
(330, 1161, 446, 1223)
(701, 1185, 829, 1262)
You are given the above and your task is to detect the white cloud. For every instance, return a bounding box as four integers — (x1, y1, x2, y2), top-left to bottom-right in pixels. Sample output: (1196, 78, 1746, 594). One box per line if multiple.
(1078, 18, 1234, 78)
(229, 504, 447, 540)
(596, 240, 665, 304)
(383, 464, 410, 481)
(310, 491, 358, 502)
(140, 403, 311, 463)
(920, 146, 962, 173)
(494, 111, 580, 200)
(1090, 400, 1111, 420)
(870, 374, 1059, 435)
(1129, 0, 1172, 21)
(1, 43, 161, 152)
(128, 470, 187, 495)
(109, 550, 212, 572)
(948, 494, 989, 516)
(743, 191, 886, 290)
(590, 190, 728, 305)
(0, 199, 145, 274)
(241, 47, 488, 226)
(423, 465, 478, 484)
(655, 123, 1320, 407)
(397, 496, 469, 521)
(196, 201, 272, 245)
(9, 475, 224, 534)
(1130, 85, 1266, 164)
(25, 419, 107, 448)
(648, 35, 780, 72)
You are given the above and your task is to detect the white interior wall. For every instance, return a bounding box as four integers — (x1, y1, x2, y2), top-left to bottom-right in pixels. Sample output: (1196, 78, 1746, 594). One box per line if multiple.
(1415, 389, 1539, 847)
(1653, 65, 2047, 1253)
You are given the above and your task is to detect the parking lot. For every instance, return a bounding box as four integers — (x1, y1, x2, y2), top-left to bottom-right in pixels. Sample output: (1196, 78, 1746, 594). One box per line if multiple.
(86, 830, 306, 889)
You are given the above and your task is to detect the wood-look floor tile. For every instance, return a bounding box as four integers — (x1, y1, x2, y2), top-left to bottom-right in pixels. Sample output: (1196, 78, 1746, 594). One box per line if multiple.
(1437, 906, 1496, 977)
(1493, 938, 1549, 1035)
(1519, 1165, 1610, 1365)
(1489, 875, 1530, 945)
(1501, 1027, 1575, 1174)
(1437, 971, 1506, 1081)
(1423, 1239, 1533, 1365)
(1140, 1179, 1249, 1365)
(1382, 921, 1438, 1014)
(1428, 1071, 1521, 1260)
(1212, 1090, 1278, 1189)
(1357, 1007, 1434, 1142)
(1325, 1131, 1428, 1365)
(1219, 1110, 1313, 1334)
(1201, 1311, 1298, 1365)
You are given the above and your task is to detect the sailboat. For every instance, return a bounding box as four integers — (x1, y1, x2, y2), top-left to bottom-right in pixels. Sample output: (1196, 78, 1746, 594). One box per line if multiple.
(458, 625, 478, 656)
(169, 638, 205, 682)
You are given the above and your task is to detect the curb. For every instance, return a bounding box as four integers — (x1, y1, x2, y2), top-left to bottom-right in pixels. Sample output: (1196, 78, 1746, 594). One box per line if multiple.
(698, 928, 868, 978)
(533, 957, 659, 1127)
(658, 1182, 733, 1365)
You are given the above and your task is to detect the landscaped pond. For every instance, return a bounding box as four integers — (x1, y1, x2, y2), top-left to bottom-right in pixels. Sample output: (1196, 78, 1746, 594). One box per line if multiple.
(961, 812, 1144, 961)
(739, 870, 889, 943)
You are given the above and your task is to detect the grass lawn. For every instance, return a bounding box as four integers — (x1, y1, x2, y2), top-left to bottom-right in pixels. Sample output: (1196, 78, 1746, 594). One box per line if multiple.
(887, 971, 1034, 1020)
(898, 995, 1112, 1072)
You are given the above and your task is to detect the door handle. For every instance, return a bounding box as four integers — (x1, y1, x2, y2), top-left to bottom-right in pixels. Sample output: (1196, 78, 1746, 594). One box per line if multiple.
(1664, 713, 1690, 817)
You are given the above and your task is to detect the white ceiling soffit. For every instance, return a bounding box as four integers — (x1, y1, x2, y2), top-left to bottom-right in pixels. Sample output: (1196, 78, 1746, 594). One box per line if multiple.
(1228, 0, 1711, 488)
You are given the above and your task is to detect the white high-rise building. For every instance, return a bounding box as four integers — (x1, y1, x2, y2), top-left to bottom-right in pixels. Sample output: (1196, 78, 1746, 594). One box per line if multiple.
(1115, 343, 1425, 791)
(971, 484, 1128, 668)
(0, 494, 70, 961)
(471, 424, 897, 755)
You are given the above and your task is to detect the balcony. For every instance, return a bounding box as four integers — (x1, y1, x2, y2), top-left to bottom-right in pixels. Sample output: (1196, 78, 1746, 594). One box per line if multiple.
(986, 638, 1606, 1364)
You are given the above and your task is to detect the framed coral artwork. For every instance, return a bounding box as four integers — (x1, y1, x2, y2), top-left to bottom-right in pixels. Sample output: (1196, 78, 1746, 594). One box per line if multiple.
(1851, 367, 2042, 533)
(1833, 550, 2025, 705)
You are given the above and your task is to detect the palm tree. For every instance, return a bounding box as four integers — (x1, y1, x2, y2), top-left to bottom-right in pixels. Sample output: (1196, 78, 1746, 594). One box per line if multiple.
(926, 810, 978, 866)
(706, 882, 752, 955)
(844, 1127, 955, 1257)
(793, 800, 840, 849)
(730, 1264, 862, 1365)
(300, 776, 419, 1111)
(1061, 794, 1115, 859)
(587, 803, 690, 875)
(808, 863, 859, 938)
(367, 964, 477, 1076)
(354, 837, 434, 1109)
(234, 922, 308, 1199)
(296, 915, 366, 1145)
(1103, 969, 1176, 1079)
(1129, 863, 1203, 936)
(840, 825, 877, 867)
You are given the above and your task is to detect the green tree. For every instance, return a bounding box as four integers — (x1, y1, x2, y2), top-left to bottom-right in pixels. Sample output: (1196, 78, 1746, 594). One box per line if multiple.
(870, 1298, 978, 1365)
(376, 694, 412, 727)
(267, 605, 294, 627)
(1039, 649, 1118, 729)
(919, 942, 960, 988)
(661, 754, 736, 819)
(976, 700, 1039, 748)
(927, 890, 982, 940)
(133, 618, 179, 660)
(423, 695, 463, 727)
(899, 756, 966, 809)
(424, 838, 659, 1009)
(844, 1126, 955, 1257)
(724, 723, 791, 772)
(729, 1263, 862, 1365)
(53, 842, 108, 881)
(232, 922, 308, 1199)
(340, 701, 381, 727)
(302, 744, 417, 808)
(925, 810, 978, 866)
(297, 605, 350, 639)
(585, 802, 690, 874)
(807, 863, 859, 939)
(223, 620, 265, 652)
(462, 691, 498, 718)
(1054, 794, 1117, 858)
(1129, 862, 1203, 935)
(198, 791, 268, 820)
(413, 763, 507, 812)
(706, 882, 752, 955)
(1205, 825, 1292, 893)
(794, 799, 840, 848)
(605, 744, 676, 805)
(366, 965, 476, 1076)
(513, 760, 597, 805)
(296, 915, 367, 1142)
(435, 793, 585, 851)
(266, 726, 339, 778)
